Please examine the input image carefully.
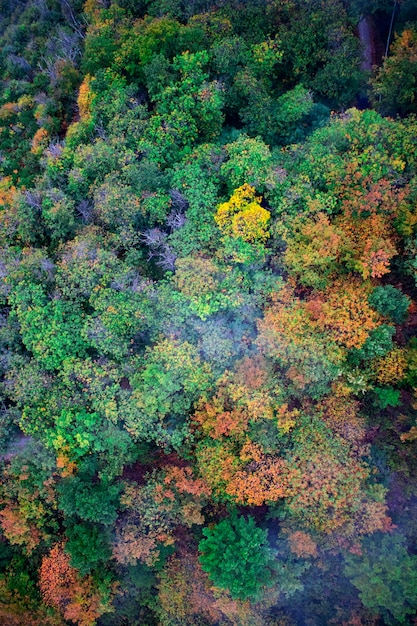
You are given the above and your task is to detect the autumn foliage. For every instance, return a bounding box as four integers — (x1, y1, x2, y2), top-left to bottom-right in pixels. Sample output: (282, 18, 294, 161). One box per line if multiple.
(39, 544, 113, 626)
(215, 184, 271, 243)
(0, 1, 416, 624)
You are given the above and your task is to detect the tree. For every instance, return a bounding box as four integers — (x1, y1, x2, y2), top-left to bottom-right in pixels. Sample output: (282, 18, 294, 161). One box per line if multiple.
(348, 324, 395, 365)
(372, 28, 417, 116)
(57, 474, 121, 526)
(195, 439, 243, 502)
(9, 283, 88, 371)
(140, 50, 224, 166)
(283, 212, 346, 289)
(173, 256, 236, 320)
(371, 347, 408, 386)
(64, 523, 112, 576)
(167, 144, 223, 255)
(221, 135, 273, 193)
(256, 287, 344, 399)
(271, 0, 364, 106)
(125, 338, 213, 448)
(41, 189, 77, 246)
(273, 85, 324, 145)
(198, 514, 276, 600)
(157, 549, 272, 626)
(283, 415, 392, 537)
(319, 279, 380, 350)
(55, 233, 123, 300)
(317, 381, 367, 445)
(225, 446, 289, 506)
(113, 466, 210, 567)
(368, 285, 411, 324)
(0, 442, 59, 553)
(193, 387, 252, 443)
(215, 183, 271, 244)
(344, 533, 417, 624)
(86, 287, 147, 360)
(39, 543, 114, 626)
(82, 4, 128, 75)
(157, 552, 223, 626)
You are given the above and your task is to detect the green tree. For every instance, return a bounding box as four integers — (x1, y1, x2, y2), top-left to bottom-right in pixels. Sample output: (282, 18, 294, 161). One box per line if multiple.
(9, 283, 88, 371)
(82, 4, 128, 75)
(64, 522, 112, 576)
(372, 386, 401, 409)
(344, 533, 417, 624)
(221, 134, 273, 193)
(141, 50, 224, 166)
(348, 324, 395, 365)
(55, 233, 123, 301)
(168, 144, 223, 254)
(86, 287, 148, 360)
(368, 285, 411, 324)
(58, 474, 121, 526)
(198, 514, 276, 600)
(124, 338, 213, 448)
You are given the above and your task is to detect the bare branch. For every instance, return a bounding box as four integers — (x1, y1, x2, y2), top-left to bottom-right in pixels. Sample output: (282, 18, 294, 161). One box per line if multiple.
(76, 199, 94, 224)
(155, 245, 177, 271)
(166, 209, 187, 231)
(141, 228, 167, 249)
(169, 189, 189, 211)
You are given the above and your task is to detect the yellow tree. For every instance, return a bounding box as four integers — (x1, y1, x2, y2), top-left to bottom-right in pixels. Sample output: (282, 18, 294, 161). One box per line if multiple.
(215, 184, 271, 243)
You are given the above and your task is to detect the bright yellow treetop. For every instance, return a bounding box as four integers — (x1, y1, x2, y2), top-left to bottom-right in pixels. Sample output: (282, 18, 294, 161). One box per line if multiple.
(215, 183, 270, 243)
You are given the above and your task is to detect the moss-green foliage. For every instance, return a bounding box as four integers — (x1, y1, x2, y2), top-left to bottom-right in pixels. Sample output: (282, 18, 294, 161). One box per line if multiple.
(372, 386, 401, 409)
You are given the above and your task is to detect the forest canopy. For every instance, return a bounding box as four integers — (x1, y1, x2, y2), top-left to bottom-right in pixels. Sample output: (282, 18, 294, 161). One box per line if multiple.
(1, 1, 417, 625)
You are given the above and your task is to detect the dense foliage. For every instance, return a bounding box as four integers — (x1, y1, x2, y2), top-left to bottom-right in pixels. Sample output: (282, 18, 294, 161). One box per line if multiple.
(1, 1, 417, 624)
